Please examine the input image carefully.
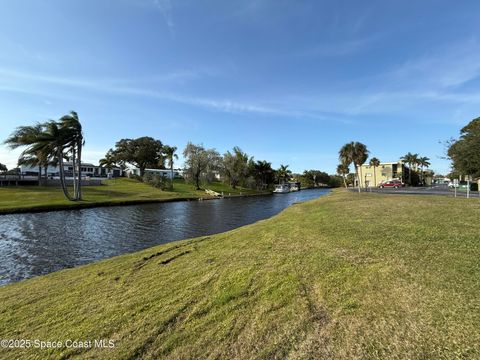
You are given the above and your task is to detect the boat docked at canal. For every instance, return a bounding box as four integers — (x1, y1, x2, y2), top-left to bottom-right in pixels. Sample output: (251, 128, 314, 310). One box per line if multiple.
(273, 184, 290, 193)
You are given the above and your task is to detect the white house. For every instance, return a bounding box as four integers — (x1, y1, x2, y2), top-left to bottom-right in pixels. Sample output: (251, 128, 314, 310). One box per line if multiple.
(20, 162, 123, 178)
(125, 167, 183, 179)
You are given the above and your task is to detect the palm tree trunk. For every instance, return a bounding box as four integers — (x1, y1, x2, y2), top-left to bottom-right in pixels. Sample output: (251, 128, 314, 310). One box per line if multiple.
(170, 163, 174, 190)
(72, 147, 77, 199)
(44, 165, 48, 185)
(58, 150, 74, 201)
(342, 173, 347, 188)
(356, 165, 361, 193)
(77, 142, 82, 200)
(408, 162, 412, 186)
(38, 165, 42, 186)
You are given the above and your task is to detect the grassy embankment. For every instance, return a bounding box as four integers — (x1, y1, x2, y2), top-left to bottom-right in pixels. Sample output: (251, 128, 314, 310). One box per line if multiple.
(0, 178, 264, 214)
(0, 190, 479, 359)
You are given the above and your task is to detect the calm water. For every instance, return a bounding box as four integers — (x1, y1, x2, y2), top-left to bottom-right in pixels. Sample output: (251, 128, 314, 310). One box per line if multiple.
(0, 189, 329, 285)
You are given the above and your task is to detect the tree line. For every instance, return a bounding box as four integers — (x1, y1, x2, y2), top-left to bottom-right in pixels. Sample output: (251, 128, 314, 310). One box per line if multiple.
(2, 112, 344, 201)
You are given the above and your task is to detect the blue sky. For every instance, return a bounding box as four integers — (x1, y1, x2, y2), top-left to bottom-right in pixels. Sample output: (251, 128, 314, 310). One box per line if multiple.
(1, 0, 480, 174)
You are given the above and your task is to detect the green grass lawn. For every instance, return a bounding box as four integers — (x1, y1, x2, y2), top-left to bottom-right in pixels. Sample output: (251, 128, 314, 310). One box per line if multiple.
(0, 178, 264, 213)
(0, 191, 479, 359)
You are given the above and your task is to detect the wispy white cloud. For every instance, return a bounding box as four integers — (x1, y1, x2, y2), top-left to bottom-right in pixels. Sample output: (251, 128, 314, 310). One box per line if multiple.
(388, 38, 480, 89)
(151, 0, 174, 35)
(293, 36, 377, 58)
(0, 67, 310, 118)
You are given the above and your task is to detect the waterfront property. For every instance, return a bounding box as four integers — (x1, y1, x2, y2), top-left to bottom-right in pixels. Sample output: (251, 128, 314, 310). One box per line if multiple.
(358, 160, 433, 187)
(0, 178, 265, 214)
(125, 167, 184, 179)
(0, 191, 478, 359)
(20, 162, 124, 178)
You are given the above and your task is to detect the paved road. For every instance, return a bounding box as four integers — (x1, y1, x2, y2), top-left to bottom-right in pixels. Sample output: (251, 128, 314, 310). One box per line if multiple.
(353, 185, 480, 198)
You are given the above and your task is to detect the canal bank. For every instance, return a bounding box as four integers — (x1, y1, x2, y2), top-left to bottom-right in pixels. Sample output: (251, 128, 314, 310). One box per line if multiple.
(0, 190, 478, 359)
(0, 188, 330, 285)
(0, 178, 270, 215)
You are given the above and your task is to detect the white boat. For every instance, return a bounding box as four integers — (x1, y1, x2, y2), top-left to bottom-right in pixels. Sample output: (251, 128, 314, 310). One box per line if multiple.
(273, 184, 290, 193)
(289, 183, 299, 192)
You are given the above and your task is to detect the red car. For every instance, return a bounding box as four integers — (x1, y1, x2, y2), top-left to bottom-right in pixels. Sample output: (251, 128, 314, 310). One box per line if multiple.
(379, 180, 404, 189)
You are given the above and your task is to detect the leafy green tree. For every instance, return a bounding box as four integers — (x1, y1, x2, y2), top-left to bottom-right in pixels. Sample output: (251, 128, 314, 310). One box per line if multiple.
(112, 137, 163, 177)
(401, 152, 419, 186)
(0, 163, 7, 174)
(327, 175, 343, 188)
(221, 146, 250, 189)
(448, 118, 480, 178)
(301, 170, 330, 188)
(162, 145, 179, 189)
(183, 142, 220, 190)
(339, 141, 369, 192)
(369, 157, 380, 187)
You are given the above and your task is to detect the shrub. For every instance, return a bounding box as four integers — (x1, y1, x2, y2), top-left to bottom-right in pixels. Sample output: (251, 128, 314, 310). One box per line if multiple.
(142, 173, 170, 190)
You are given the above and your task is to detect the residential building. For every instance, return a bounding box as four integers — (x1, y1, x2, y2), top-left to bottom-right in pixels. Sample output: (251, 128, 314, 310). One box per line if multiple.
(358, 160, 433, 187)
(125, 167, 184, 179)
(20, 162, 123, 178)
(358, 161, 407, 187)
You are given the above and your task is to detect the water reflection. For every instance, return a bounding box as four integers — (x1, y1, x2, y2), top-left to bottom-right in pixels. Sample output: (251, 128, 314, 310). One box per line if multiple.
(0, 189, 329, 285)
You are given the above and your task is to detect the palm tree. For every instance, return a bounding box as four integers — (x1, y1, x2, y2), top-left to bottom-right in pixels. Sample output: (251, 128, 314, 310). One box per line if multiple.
(4, 123, 45, 185)
(339, 141, 369, 192)
(418, 156, 431, 185)
(369, 157, 381, 187)
(336, 163, 349, 188)
(99, 149, 117, 175)
(162, 145, 178, 189)
(58, 111, 84, 200)
(4, 112, 84, 201)
(401, 152, 419, 186)
(277, 164, 292, 184)
(254, 160, 273, 189)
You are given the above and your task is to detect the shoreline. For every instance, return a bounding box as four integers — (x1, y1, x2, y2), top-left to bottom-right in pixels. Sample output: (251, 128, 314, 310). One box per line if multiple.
(0, 191, 477, 358)
(0, 190, 273, 216)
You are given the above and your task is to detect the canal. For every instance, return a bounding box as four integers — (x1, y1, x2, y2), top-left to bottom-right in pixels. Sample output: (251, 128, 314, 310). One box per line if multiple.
(0, 188, 329, 285)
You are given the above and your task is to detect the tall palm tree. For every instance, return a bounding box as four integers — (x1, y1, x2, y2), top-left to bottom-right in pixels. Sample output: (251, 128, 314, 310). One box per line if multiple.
(369, 157, 381, 187)
(4, 112, 84, 201)
(162, 145, 178, 189)
(254, 160, 273, 189)
(336, 163, 349, 188)
(418, 156, 431, 185)
(401, 152, 419, 186)
(59, 111, 84, 200)
(339, 141, 369, 192)
(277, 164, 292, 184)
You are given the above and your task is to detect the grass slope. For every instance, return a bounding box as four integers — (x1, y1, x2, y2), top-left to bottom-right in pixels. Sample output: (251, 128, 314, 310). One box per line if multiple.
(0, 178, 263, 213)
(0, 191, 479, 359)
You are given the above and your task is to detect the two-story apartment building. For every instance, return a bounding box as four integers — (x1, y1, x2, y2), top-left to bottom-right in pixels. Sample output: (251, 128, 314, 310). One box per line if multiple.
(358, 160, 433, 187)
(358, 161, 407, 188)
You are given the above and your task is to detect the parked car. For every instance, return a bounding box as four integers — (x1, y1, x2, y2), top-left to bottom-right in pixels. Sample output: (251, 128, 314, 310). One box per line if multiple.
(379, 180, 404, 189)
